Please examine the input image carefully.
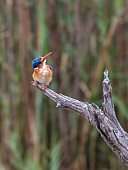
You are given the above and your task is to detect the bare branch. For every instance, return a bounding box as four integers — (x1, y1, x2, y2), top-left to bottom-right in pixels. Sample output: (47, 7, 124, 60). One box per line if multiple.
(31, 69, 128, 166)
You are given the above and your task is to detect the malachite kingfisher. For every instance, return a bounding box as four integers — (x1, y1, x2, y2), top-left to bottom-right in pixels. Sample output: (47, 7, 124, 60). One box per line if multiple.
(32, 52, 53, 90)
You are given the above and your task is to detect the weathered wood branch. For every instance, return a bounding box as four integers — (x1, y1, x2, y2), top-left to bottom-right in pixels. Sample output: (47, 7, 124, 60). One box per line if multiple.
(31, 69, 128, 166)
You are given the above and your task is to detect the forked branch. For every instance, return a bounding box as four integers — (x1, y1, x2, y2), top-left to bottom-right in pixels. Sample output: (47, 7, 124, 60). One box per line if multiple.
(32, 69, 128, 166)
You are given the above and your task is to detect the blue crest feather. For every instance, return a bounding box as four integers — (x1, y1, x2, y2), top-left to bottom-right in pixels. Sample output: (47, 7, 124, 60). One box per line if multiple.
(32, 57, 41, 68)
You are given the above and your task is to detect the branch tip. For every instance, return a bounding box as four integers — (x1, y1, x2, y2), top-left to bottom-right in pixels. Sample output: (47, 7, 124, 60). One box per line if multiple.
(104, 69, 108, 78)
(103, 69, 110, 83)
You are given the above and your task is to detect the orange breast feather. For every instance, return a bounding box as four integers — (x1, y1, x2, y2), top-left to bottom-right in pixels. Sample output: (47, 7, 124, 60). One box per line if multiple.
(32, 63, 52, 85)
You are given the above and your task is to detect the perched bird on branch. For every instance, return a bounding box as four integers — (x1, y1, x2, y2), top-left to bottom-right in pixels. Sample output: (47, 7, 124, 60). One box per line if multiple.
(32, 52, 53, 90)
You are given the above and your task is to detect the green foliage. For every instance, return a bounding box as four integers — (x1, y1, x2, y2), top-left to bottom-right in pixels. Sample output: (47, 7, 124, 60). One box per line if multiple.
(113, 95, 128, 118)
(49, 143, 62, 170)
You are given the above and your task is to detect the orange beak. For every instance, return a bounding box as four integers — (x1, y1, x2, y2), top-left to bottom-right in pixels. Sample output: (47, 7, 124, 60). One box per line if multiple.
(41, 52, 52, 62)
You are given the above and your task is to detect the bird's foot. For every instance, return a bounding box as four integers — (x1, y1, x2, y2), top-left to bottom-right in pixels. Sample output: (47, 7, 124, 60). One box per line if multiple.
(33, 81, 38, 87)
(42, 85, 47, 91)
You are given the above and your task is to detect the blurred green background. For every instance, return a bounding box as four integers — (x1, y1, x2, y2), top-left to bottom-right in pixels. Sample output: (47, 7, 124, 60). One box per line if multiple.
(0, 0, 128, 169)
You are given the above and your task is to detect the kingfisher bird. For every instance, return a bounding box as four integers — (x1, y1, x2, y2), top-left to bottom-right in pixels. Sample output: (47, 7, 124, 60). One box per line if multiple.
(32, 52, 53, 90)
